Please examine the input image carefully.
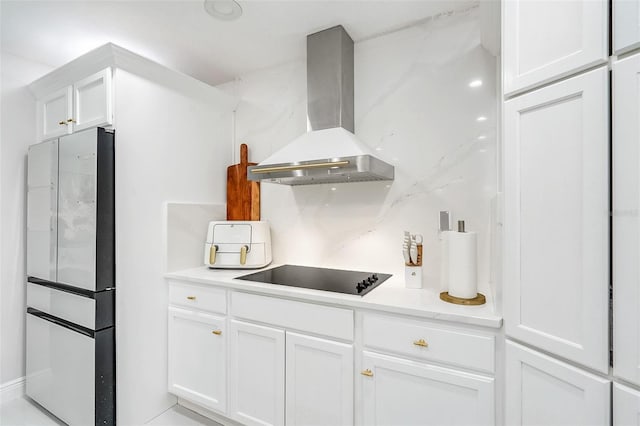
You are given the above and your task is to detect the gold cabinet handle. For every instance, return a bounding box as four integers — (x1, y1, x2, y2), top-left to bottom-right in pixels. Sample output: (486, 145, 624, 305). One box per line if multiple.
(58, 120, 66, 126)
(186, 296, 196, 300)
(212, 330, 222, 335)
(209, 244, 218, 265)
(66, 118, 76, 123)
(361, 369, 373, 377)
(413, 339, 428, 347)
(240, 245, 248, 265)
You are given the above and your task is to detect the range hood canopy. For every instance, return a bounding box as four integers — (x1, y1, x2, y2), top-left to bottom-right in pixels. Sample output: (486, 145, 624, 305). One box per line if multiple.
(248, 25, 394, 186)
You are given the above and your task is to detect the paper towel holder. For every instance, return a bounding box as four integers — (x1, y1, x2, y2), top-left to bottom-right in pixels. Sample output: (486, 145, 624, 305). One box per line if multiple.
(440, 291, 486, 305)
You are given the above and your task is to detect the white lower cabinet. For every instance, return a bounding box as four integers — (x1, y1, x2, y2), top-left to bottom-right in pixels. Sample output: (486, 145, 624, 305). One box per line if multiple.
(615, 383, 640, 425)
(228, 320, 285, 426)
(167, 283, 500, 426)
(506, 340, 610, 426)
(168, 307, 226, 413)
(360, 351, 494, 426)
(285, 332, 353, 426)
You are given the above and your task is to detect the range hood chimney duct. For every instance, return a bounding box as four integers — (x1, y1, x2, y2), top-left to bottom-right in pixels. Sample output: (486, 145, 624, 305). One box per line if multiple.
(247, 25, 394, 186)
(307, 26, 354, 132)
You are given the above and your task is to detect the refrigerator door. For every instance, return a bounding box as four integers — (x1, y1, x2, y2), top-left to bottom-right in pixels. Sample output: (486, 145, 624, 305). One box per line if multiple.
(27, 140, 58, 282)
(26, 310, 95, 425)
(57, 129, 98, 290)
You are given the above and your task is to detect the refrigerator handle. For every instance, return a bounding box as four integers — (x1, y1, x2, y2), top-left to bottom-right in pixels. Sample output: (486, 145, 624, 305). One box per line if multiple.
(27, 308, 94, 338)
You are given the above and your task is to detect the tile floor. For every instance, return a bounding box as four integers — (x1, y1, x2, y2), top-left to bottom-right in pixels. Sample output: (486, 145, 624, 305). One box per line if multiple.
(0, 396, 222, 426)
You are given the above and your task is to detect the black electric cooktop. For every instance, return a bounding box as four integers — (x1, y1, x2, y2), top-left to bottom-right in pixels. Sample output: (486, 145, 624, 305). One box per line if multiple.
(236, 264, 392, 296)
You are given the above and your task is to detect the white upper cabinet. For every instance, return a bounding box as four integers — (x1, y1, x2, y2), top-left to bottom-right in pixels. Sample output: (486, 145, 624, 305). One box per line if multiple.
(40, 87, 73, 140)
(503, 0, 608, 95)
(613, 52, 640, 387)
(614, 0, 640, 54)
(73, 69, 113, 133)
(505, 341, 610, 426)
(504, 67, 609, 373)
(37, 68, 113, 141)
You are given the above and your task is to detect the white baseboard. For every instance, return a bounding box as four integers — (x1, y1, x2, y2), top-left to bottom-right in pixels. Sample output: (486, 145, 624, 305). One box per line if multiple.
(177, 398, 241, 426)
(0, 377, 25, 403)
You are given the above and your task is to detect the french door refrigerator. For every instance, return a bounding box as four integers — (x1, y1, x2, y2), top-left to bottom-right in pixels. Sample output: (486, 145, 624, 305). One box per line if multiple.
(26, 127, 115, 425)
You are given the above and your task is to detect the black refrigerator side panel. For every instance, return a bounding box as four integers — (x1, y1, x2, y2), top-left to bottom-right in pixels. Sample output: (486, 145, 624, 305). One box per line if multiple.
(95, 326, 115, 425)
(95, 128, 115, 292)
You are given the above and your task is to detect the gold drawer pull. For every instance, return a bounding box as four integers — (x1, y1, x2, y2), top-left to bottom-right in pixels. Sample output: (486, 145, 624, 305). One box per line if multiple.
(361, 369, 373, 377)
(186, 296, 196, 300)
(66, 118, 76, 123)
(413, 339, 428, 347)
(212, 330, 222, 335)
(58, 120, 66, 126)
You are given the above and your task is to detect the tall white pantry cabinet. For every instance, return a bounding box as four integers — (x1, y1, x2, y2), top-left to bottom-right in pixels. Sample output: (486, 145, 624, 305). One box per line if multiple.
(503, 0, 640, 424)
(28, 43, 234, 425)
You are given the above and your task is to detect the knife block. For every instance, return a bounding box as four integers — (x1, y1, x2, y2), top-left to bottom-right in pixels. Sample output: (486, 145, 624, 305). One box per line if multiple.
(405, 265, 423, 289)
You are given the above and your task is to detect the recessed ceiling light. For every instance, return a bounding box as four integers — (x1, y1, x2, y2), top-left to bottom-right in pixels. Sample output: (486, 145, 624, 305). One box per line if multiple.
(331, 187, 337, 191)
(204, 0, 243, 21)
(469, 79, 483, 88)
(477, 116, 487, 122)
(478, 135, 487, 140)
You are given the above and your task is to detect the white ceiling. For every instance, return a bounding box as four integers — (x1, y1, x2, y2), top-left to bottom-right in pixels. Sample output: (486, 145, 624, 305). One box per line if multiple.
(1, 0, 478, 86)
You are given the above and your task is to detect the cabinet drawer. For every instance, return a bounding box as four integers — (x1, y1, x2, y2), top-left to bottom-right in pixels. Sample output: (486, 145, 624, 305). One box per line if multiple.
(230, 292, 353, 341)
(169, 281, 226, 314)
(362, 313, 495, 373)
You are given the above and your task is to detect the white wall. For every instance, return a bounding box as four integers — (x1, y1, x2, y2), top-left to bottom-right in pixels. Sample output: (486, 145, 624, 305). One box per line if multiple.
(0, 51, 52, 387)
(113, 69, 232, 425)
(219, 7, 497, 290)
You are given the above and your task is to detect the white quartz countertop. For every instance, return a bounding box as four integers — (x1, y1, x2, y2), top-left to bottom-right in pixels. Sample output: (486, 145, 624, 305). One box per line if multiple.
(165, 265, 503, 329)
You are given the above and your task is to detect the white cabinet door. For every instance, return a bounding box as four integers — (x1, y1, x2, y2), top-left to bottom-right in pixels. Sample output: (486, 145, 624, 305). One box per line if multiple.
(614, 52, 640, 387)
(503, 0, 608, 95)
(615, 383, 640, 425)
(285, 332, 353, 426)
(505, 341, 610, 426)
(39, 86, 72, 140)
(360, 351, 494, 426)
(168, 307, 226, 413)
(73, 68, 113, 132)
(615, 0, 640, 54)
(229, 320, 284, 426)
(504, 67, 609, 373)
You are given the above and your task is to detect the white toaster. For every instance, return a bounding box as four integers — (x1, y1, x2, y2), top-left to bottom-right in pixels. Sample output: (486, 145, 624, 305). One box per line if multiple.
(204, 221, 272, 269)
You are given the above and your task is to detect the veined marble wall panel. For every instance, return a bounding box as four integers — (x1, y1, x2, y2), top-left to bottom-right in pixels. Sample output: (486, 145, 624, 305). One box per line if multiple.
(219, 7, 496, 290)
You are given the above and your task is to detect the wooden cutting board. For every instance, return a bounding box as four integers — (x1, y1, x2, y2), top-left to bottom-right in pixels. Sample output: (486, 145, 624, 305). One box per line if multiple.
(227, 143, 260, 221)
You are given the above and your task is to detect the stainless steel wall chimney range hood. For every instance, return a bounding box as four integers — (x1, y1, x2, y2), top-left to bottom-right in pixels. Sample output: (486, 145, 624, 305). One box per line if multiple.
(248, 25, 395, 186)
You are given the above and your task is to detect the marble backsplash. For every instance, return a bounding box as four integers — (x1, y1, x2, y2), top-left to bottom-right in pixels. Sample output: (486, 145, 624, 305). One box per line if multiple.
(218, 6, 497, 292)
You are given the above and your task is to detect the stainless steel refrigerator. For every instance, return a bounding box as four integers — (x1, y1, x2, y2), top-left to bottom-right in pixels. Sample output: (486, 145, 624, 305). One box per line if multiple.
(26, 127, 115, 425)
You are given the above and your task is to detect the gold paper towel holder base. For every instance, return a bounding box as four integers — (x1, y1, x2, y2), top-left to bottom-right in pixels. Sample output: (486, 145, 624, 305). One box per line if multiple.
(440, 292, 486, 306)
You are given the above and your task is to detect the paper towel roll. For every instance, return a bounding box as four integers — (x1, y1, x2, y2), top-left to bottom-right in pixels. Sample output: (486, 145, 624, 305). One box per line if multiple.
(448, 231, 477, 299)
(440, 231, 451, 291)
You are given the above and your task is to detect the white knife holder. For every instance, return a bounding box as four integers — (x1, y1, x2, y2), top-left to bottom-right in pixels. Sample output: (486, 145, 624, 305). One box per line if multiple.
(404, 265, 423, 289)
